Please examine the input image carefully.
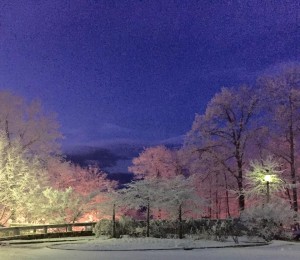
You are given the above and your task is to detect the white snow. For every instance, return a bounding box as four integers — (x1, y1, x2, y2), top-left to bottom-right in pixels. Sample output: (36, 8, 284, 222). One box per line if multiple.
(0, 237, 299, 260)
(48, 236, 265, 251)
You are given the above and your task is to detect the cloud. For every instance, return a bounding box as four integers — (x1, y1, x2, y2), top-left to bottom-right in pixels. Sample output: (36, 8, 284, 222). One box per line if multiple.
(158, 135, 184, 146)
(62, 122, 150, 147)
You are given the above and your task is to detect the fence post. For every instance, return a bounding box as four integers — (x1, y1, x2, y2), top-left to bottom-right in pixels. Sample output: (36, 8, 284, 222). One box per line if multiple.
(67, 224, 72, 232)
(44, 226, 48, 234)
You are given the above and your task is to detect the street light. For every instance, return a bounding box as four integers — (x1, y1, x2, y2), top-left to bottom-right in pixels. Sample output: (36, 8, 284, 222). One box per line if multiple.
(264, 174, 272, 203)
(247, 157, 283, 205)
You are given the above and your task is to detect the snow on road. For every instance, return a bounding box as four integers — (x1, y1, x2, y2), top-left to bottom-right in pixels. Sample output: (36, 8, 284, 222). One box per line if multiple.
(48, 236, 265, 251)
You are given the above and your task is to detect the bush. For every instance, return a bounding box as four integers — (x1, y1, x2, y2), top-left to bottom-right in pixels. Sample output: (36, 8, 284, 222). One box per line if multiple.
(93, 219, 112, 238)
(210, 219, 242, 243)
(118, 216, 146, 237)
(93, 217, 146, 238)
(94, 217, 244, 241)
(240, 201, 298, 241)
(150, 220, 177, 238)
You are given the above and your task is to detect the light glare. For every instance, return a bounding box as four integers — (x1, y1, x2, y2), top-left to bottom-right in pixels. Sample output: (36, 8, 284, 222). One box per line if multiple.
(264, 174, 272, 182)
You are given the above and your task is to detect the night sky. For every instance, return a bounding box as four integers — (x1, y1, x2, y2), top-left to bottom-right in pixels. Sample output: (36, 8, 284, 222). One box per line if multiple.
(0, 1, 299, 149)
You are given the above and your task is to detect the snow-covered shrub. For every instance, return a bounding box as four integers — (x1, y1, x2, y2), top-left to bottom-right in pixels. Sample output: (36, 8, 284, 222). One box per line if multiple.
(191, 227, 212, 240)
(118, 216, 146, 237)
(94, 217, 147, 238)
(150, 220, 177, 238)
(93, 219, 112, 238)
(211, 220, 228, 241)
(132, 226, 146, 237)
(118, 216, 133, 235)
(184, 219, 215, 240)
(210, 219, 241, 243)
(241, 200, 297, 241)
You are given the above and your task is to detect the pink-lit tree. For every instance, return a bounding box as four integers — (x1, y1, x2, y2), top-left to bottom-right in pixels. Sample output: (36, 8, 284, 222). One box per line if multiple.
(129, 145, 181, 219)
(185, 86, 261, 212)
(258, 64, 300, 211)
(183, 145, 237, 218)
(36, 187, 83, 224)
(47, 159, 117, 222)
(0, 91, 62, 158)
(129, 145, 177, 180)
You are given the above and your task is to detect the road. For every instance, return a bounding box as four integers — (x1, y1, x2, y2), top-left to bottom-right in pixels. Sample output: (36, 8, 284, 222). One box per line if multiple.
(0, 241, 299, 260)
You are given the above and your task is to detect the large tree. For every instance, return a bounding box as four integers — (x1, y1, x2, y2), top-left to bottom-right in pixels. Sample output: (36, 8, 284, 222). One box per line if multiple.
(0, 91, 62, 158)
(0, 132, 87, 225)
(0, 132, 46, 224)
(258, 64, 300, 211)
(185, 86, 260, 212)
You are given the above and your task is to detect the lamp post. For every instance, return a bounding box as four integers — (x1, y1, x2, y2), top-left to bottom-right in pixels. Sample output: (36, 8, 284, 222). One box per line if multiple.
(264, 174, 272, 203)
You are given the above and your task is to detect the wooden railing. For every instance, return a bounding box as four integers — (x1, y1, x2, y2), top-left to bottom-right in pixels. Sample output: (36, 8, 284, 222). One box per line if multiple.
(0, 222, 97, 239)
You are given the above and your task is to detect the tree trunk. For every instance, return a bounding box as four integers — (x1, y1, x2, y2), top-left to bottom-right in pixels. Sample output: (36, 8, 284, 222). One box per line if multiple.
(5, 119, 11, 145)
(237, 175, 245, 211)
(236, 147, 245, 211)
(178, 204, 183, 239)
(289, 123, 298, 211)
(112, 203, 116, 238)
(146, 199, 150, 237)
(223, 172, 231, 218)
(233, 137, 245, 212)
(208, 175, 212, 218)
(215, 188, 219, 219)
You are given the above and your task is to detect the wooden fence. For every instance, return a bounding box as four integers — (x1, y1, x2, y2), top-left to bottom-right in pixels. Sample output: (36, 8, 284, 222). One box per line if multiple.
(0, 222, 97, 239)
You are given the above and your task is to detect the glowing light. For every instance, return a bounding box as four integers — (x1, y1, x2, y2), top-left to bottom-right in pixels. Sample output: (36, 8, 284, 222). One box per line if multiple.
(264, 174, 272, 182)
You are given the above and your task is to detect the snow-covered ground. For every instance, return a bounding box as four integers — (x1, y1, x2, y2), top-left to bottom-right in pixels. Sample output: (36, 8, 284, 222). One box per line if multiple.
(48, 236, 266, 251)
(0, 237, 299, 260)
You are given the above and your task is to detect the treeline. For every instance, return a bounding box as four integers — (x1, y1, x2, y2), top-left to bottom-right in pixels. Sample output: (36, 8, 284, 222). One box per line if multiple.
(1, 63, 299, 229)
(124, 63, 300, 220)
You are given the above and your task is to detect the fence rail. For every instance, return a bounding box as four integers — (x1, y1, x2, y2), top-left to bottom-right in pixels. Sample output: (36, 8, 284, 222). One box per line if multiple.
(0, 222, 97, 239)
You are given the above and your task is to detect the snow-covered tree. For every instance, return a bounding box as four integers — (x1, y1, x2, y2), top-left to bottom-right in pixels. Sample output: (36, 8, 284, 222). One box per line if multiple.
(129, 146, 184, 220)
(120, 179, 164, 237)
(0, 132, 84, 225)
(129, 146, 177, 180)
(161, 175, 205, 238)
(47, 158, 117, 221)
(36, 187, 84, 224)
(0, 132, 46, 225)
(97, 189, 125, 238)
(0, 91, 62, 158)
(185, 86, 261, 212)
(182, 145, 237, 218)
(258, 64, 300, 211)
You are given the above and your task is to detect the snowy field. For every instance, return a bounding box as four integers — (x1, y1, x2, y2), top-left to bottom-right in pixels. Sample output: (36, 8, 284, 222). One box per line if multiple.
(1, 237, 300, 260)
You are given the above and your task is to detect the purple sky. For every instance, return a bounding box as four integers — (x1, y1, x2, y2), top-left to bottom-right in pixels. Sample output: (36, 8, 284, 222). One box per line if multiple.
(0, 1, 299, 148)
